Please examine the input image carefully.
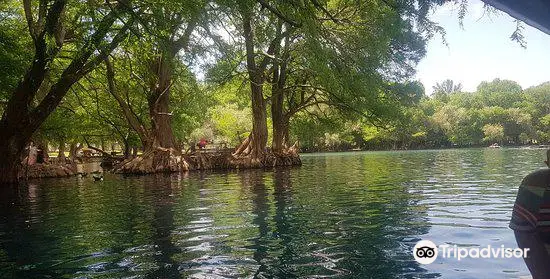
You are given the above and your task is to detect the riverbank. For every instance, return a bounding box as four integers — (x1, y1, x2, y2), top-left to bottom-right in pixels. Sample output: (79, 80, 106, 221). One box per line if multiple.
(21, 162, 78, 179)
(20, 143, 548, 180)
(114, 150, 301, 174)
(19, 151, 302, 180)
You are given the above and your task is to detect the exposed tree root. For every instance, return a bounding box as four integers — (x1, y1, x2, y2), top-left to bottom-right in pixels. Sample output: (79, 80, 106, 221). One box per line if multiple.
(16, 143, 302, 179)
(184, 152, 233, 170)
(232, 134, 253, 157)
(21, 162, 77, 179)
(115, 148, 301, 174)
(115, 147, 189, 174)
(229, 153, 301, 169)
(230, 135, 301, 169)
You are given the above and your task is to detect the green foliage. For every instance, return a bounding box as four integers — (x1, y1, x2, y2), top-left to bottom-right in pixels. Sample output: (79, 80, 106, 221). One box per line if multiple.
(476, 79, 523, 108)
(290, 109, 352, 151)
(208, 103, 252, 145)
(171, 66, 209, 142)
(432, 79, 462, 102)
(5, 0, 501, 155)
(482, 124, 504, 143)
(0, 2, 31, 103)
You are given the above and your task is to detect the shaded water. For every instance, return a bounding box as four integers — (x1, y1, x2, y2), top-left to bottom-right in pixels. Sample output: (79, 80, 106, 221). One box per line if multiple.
(0, 148, 537, 278)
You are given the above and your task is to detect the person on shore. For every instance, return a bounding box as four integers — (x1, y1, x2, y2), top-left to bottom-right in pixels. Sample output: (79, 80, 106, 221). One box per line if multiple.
(510, 149, 550, 278)
(23, 141, 38, 165)
(197, 138, 208, 150)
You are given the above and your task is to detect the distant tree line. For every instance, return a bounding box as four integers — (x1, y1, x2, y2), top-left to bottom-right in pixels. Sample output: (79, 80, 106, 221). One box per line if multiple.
(294, 79, 550, 151)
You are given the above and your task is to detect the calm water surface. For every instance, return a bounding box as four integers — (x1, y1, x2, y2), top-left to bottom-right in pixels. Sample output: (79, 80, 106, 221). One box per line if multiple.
(0, 148, 539, 278)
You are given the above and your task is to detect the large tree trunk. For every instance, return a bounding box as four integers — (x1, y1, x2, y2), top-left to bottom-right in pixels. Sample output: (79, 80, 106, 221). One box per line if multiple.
(271, 86, 292, 156)
(147, 54, 176, 150)
(69, 141, 82, 162)
(123, 140, 130, 159)
(115, 53, 187, 174)
(239, 8, 268, 158)
(250, 93, 268, 157)
(0, 137, 24, 183)
(0, 42, 53, 183)
(110, 12, 199, 174)
(272, 117, 290, 154)
(271, 84, 288, 153)
(270, 48, 288, 154)
(37, 139, 49, 163)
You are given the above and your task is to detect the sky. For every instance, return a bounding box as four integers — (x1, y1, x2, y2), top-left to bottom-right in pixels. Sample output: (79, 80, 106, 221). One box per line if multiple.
(415, 0, 550, 95)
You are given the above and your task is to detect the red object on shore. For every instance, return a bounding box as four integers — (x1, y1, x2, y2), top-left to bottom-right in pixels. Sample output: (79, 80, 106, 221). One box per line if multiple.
(198, 138, 208, 149)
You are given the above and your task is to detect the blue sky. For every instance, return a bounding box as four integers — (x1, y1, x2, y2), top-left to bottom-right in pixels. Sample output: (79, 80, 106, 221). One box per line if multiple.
(415, 0, 550, 95)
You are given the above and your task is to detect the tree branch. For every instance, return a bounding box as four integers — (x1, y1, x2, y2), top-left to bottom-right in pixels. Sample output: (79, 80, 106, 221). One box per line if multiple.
(259, 24, 292, 73)
(172, 14, 199, 52)
(256, 0, 301, 27)
(29, 5, 132, 132)
(105, 57, 150, 142)
(22, 0, 37, 40)
(311, 0, 339, 23)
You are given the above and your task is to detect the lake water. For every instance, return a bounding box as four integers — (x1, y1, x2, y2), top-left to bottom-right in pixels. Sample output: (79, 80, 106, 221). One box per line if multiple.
(0, 148, 539, 278)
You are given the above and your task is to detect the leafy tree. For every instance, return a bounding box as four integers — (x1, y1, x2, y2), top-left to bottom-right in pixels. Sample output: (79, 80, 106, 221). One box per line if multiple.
(482, 124, 504, 144)
(209, 104, 252, 146)
(433, 79, 462, 102)
(0, 0, 136, 182)
(522, 82, 550, 142)
(218, 0, 446, 157)
(476, 78, 523, 108)
(538, 114, 550, 143)
(104, 0, 209, 173)
(432, 105, 480, 145)
(433, 79, 463, 94)
(0, 1, 32, 105)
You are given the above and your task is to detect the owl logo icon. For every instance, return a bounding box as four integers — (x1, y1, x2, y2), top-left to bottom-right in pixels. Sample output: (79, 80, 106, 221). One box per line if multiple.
(416, 246, 435, 258)
(413, 240, 438, 264)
